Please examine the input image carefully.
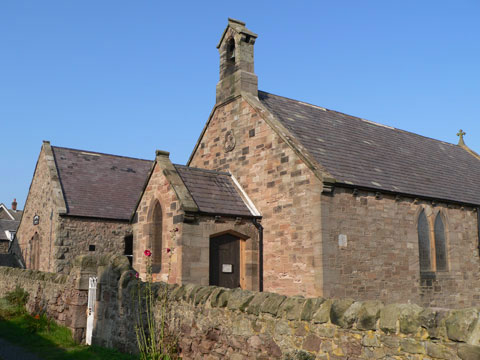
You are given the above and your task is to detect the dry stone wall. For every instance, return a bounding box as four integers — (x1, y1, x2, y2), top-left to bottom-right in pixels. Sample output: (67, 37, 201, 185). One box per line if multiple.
(3, 255, 480, 359)
(0, 265, 89, 342)
(90, 255, 480, 359)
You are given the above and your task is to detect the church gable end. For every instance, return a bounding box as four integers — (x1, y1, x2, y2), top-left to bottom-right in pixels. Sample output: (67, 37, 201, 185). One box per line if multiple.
(16, 141, 65, 272)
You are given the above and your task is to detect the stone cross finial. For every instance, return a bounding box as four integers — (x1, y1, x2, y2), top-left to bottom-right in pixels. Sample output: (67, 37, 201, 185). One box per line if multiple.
(457, 129, 466, 146)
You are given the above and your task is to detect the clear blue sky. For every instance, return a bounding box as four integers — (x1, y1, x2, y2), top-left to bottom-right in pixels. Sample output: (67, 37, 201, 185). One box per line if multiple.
(1, 1, 479, 209)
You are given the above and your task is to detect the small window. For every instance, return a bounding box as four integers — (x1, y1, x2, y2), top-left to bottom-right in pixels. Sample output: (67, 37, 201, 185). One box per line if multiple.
(417, 210, 431, 271)
(89, 245, 96, 252)
(124, 235, 133, 266)
(434, 214, 447, 271)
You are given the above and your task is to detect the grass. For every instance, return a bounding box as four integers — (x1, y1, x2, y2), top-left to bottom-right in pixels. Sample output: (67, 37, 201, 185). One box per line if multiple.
(0, 290, 138, 360)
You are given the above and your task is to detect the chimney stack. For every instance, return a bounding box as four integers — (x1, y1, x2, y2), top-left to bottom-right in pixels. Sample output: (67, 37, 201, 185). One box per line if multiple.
(11, 198, 17, 211)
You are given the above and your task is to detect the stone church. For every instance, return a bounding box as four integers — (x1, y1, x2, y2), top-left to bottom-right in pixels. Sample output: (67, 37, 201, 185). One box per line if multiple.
(15, 19, 480, 309)
(185, 19, 480, 308)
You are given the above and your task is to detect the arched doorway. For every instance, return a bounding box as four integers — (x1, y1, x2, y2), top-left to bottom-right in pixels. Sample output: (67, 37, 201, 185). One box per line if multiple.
(30, 232, 40, 270)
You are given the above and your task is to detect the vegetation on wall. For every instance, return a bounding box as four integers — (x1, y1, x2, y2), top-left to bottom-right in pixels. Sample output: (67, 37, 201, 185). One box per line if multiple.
(133, 228, 180, 360)
(0, 287, 136, 360)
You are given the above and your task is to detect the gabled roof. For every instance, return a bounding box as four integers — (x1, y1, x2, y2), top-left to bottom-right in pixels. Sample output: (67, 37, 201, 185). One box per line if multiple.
(258, 90, 480, 206)
(0, 219, 20, 241)
(174, 165, 257, 217)
(51, 146, 153, 220)
(0, 204, 22, 221)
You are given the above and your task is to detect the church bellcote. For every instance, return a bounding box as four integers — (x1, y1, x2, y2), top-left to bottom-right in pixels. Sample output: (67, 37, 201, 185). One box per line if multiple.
(216, 18, 258, 104)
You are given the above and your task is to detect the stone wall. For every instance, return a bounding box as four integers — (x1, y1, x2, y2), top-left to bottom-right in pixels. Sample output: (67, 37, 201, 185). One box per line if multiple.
(17, 143, 62, 272)
(322, 187, 480, 309)
(54, 216, 131, 274)
(2, 255, 480, 359)
(189, 96, 324, 297)
(0, 240, 8, 254)
(0, 265, 88, 342)
(16, 141, 132, 275)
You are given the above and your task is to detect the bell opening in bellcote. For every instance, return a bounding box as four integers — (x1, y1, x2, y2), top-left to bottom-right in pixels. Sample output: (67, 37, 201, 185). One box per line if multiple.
(225, 38, 236, 76)
(216, 18, 258, 104)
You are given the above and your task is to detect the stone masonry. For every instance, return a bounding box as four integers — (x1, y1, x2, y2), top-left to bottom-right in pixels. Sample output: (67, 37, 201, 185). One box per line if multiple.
(134, 151, 260, 290)
(321, 187, 480, 309)
(188, 19, 480, 309)
(189, 95, 323, 298)
(16, 141, 133, 274)
(16, 142, 64, 272)
(2, 255, 480, 359)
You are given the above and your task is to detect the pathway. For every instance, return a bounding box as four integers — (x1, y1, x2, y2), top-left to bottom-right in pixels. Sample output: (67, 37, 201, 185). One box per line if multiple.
(0, 337, 42, 360)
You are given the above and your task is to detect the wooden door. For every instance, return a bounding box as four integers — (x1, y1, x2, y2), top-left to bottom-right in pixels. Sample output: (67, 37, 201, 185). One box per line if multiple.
(210, 234, 240, 288)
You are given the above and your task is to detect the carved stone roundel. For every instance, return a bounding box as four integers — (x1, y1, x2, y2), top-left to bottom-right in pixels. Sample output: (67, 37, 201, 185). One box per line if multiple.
(224, 129, 236, 152)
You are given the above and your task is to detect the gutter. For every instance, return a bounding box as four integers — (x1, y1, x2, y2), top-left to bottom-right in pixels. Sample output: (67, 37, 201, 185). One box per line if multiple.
(252, 218, 263, 292)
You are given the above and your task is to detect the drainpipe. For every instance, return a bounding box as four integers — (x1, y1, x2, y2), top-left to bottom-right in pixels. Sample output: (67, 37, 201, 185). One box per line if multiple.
(477, 208, 480, 257)
(252, 218, 263, 292)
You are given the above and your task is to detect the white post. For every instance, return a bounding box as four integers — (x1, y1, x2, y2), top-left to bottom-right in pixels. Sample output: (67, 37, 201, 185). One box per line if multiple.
(85, 276, 97, 345)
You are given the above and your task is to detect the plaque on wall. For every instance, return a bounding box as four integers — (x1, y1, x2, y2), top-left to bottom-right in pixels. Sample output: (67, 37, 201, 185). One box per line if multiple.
(222, 264, 233, 273)
(224, 129, 236, 152)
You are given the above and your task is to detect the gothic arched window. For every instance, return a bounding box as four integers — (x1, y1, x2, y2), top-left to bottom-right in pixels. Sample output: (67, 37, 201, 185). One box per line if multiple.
(417, 210, 431, 271)
(417, 209, 448, 275)
(434, 213, 447, 271)
(151, 201, 163, 273)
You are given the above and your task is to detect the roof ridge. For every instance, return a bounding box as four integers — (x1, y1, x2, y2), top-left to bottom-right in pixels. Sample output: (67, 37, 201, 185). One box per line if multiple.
(258, 90, 460, 148)
(174, 164, 231, 176)
(51, 146, 153, 162)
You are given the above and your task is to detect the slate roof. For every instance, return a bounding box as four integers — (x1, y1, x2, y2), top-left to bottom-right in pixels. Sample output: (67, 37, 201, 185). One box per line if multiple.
(259, 90, 480, 206)
(0, 219, 20, 241)
(174, 165, 255, 217)
(51, 147, 153, 220)
(9, 211, 22, 221)
(0, 205, 22, 221)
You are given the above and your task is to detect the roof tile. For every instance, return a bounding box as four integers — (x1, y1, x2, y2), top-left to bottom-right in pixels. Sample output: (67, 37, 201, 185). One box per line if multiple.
(259, 90, 480, 205)
(52, 147, 153, 220)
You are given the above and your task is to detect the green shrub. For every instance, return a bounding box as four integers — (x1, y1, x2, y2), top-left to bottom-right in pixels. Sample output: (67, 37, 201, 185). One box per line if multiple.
(5, 286, 29, 307)
(24, 313, 52, 334)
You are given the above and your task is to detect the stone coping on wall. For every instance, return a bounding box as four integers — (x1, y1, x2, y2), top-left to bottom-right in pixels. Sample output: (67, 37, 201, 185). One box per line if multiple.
(0, 266, 67, 284)
(158, 282, 480, 359)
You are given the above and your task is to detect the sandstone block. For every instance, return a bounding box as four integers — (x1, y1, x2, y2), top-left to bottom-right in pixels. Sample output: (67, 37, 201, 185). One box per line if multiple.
(300, 297, 324, 321)
(356, 300, 383, 330)
(208, 288, 228, 308)
(379, 303, 422, 334)
(302, 334, 321, 352)
(426, 342, 458, 360)
(446, 308, 479, 342)
(227, 288, 254, 312)
(278, 296, 306, 321)
(458, 344, 480, 360)
(312, 299, 332, 324)
(330, 298, 354, 327)
(399, 338, 425, 354)
(258, 293, 286, 316)
(245, 292, 272, 315)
